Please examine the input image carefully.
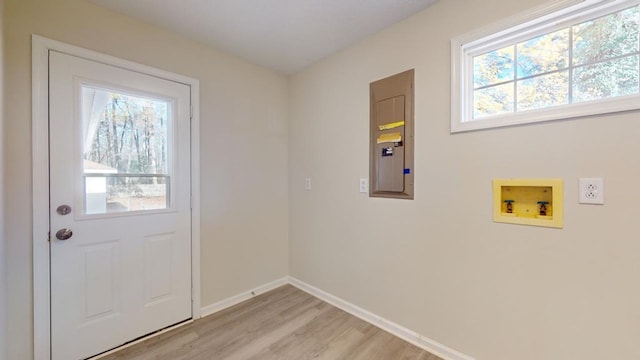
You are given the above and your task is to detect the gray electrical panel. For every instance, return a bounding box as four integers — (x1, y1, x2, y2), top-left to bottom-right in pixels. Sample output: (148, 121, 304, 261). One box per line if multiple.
(369, 70, 414, 199)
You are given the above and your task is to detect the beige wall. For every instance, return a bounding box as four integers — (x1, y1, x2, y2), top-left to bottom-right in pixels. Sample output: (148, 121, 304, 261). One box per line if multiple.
(289, 1, 640, 359)
(7, 0, 640, 359)
(5, 0, 289, 358)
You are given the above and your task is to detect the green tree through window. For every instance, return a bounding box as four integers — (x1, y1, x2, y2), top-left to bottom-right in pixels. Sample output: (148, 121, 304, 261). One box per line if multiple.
(472, 5, 640, 119)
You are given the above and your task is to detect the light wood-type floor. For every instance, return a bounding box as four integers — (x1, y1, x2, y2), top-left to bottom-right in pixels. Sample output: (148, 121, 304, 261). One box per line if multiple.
(100, 284, 442, 360)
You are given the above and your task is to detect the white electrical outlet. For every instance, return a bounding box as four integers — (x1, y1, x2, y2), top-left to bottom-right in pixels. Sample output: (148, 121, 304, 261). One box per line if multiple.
(579, 178, 604, 204)
(304, 178, 312, 190)
(359, 178, 368, 193)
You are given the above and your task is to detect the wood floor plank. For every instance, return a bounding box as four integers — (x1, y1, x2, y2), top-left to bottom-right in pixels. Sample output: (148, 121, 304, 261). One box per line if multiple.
(99, 285, 442, 360)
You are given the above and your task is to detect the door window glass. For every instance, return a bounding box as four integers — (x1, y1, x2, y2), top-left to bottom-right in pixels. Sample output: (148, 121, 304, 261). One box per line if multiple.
(82, 85, 172, 214)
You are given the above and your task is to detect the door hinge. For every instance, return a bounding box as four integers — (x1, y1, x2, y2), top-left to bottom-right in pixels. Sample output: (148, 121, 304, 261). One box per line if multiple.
(190, 105, 193, 120)
(48, 231, 51, 242)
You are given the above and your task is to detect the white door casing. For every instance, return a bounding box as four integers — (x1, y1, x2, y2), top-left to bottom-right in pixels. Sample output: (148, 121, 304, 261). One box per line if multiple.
(32, 36, 201, 360)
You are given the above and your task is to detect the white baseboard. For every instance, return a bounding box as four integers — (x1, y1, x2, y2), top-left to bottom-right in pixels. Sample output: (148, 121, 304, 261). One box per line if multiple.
(288, 277, 475, 360)
(200, 277, 289, 317)
(199, 276, 474, 360)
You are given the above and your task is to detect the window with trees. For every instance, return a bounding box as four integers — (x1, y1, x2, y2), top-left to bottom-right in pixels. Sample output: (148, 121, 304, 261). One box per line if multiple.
(82, 85, 173, 214)
(451, 0, 640, 132)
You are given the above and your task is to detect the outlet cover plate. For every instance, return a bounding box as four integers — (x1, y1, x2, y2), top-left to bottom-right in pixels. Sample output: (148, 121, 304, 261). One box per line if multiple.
(579, 178, 604, 204)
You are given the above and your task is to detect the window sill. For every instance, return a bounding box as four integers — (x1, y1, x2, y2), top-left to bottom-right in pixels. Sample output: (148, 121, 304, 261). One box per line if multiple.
(451, 93, 640, 133)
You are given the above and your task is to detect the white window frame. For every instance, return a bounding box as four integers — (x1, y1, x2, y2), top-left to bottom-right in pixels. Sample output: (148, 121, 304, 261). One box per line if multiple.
(451, 0, 640, 133)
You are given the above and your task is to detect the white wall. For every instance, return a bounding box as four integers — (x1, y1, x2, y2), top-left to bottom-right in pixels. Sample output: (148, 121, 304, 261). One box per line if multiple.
(5, 0, 289, 358)
(289, 1, 640, 359)
(0, 0, 7, 358)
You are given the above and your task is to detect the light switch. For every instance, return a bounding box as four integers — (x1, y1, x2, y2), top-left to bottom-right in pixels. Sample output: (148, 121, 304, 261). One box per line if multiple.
(359, 178, 369, 193)
(304, 178, 312, 190)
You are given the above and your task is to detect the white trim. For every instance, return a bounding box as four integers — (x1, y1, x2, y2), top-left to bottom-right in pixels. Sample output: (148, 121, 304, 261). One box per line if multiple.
(32, 35, 52, 360)
(32, 35, 202, 359)
(190, 69, 202, 320)
(288, 277, 475, 360)
(80, 275, 472, 360)
(200, 277, 289, 317)
(454, 0, 609, 54)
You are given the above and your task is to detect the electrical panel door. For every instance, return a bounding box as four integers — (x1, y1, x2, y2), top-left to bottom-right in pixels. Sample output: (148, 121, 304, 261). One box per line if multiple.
(375, 96, 405, 192)
(369, 70, 414, 199)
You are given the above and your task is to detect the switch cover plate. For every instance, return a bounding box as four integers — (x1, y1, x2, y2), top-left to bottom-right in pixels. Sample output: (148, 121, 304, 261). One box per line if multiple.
(359, 178, 369, 193)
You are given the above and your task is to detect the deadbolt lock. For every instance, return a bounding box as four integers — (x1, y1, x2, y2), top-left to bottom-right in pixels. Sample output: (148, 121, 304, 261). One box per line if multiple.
(56, 204, 72, 215)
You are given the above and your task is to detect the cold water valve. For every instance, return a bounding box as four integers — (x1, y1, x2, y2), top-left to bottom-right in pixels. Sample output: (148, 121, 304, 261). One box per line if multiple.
(537, 201, 549, 216)
(504, 199, 514, 214)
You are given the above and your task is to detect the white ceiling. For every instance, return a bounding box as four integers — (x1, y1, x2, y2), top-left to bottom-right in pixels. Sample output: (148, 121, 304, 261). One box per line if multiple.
(88, 0, 438, 74)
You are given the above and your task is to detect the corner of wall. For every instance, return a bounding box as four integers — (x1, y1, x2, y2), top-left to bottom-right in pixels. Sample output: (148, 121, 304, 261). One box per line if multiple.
(0, 0, 7, 357)
(285, 73, 294, 278)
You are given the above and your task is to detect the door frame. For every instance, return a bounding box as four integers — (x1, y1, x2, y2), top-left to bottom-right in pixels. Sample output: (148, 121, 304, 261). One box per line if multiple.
(32, 35, 201, 360)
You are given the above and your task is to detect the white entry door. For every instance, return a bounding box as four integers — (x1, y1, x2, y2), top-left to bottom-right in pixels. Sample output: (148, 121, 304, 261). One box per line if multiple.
(49, 51, 192, 360)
